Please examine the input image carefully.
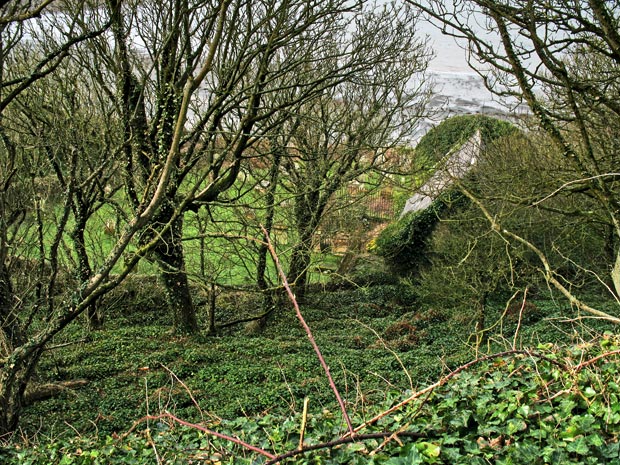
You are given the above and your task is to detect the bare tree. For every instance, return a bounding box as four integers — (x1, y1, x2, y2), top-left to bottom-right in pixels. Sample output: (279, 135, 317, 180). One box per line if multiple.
(13, 54, 123, 330)
(0, 0, 432, 434)
(99, 0, 430, 332)
(0, 0, 126, 433)
(277, 1, 431, 299)
(407, 0, 620, 320)
(0, 0, 113, 345)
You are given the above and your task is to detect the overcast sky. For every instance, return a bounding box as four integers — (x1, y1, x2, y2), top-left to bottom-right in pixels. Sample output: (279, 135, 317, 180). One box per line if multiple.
(419, 19, 473, 73)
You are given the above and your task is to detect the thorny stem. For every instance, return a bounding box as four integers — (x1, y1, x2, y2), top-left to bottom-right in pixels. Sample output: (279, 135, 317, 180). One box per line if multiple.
(573, 349, 620, 372)
(347, 349, 565, 436)
(264, 431, 424, 465)
(261, 226, 355, 436)
(124, 412, 276, 459)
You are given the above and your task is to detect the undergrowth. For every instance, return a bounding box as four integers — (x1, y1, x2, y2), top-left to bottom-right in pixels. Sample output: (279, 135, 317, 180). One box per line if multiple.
(3, 337, 620, 464)
(3, 280, 620, 463)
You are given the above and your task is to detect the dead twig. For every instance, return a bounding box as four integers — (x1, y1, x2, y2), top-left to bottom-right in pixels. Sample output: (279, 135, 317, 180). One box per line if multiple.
(512, 287, 528, 350)
(123, 412, 276, 460)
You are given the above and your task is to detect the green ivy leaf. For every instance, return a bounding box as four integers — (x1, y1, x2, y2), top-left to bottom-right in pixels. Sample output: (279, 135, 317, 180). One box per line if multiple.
(583, 387, 597, 398)
(417, 441, 441, 458)
(566, 436, 590, 455)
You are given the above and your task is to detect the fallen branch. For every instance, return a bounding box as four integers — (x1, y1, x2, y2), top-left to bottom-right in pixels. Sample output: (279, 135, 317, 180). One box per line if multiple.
(23, 379, 89, 405)
(217, 306, 275, 330)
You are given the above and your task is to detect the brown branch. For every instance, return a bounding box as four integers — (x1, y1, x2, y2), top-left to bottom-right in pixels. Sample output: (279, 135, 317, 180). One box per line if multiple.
(159, 365, 205, 421)
(573, 349, 620, 372)
(124, 412, 276, 460)
(0, 0, 55, 25)
(261, 225, 355, 436)
(264, 431, 425, 465)
(44, 339, 89, 351)
(531, 173, 620, 207)
(0, 19, 113, 113)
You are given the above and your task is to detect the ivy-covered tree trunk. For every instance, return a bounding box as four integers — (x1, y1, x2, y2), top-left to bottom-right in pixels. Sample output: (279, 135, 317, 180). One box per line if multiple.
(288, 201, 322, 302)
(287, 186, 329, 302)
(72, 215, 102, 330)
(287, 231, 314, 302)
(152, 202, 198, 334)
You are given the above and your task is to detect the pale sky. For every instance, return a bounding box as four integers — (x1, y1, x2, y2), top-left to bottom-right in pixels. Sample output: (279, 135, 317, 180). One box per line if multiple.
(418, 17, 473, 73)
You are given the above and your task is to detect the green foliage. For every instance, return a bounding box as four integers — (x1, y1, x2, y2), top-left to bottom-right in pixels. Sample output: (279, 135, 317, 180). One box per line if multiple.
(373, 115, 516, 277)
(414, 115, 517, 165)
(373, 190, 465, 276)
(5, 333, 620, 464)
(19, 281, 457, 437)
(6, 255, 619, 464)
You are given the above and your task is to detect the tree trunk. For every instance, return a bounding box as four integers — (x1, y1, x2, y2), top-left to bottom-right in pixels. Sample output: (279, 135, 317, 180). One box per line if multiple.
(206, 282, 216, 335)
(0, 345, 43, 436)
(0, 259, 21, 348)
(288, 189, 325, 302)
(255, 151, 282, 328)
(287, 230, 314, 302)
(72, 216, 102, 330)
(152, 205, 198, 334)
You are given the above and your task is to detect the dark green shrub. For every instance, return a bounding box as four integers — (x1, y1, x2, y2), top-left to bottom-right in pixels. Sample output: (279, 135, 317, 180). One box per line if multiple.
(346, 256, 401, 286)
(415, 114, 517, 165)
(373, 189, 465, 276)
(373, 115, 517, 277)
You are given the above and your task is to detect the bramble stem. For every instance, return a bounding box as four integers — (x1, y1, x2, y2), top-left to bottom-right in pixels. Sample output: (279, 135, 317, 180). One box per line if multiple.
(261, 226, 355, 435)
(125, 412, 276, 459)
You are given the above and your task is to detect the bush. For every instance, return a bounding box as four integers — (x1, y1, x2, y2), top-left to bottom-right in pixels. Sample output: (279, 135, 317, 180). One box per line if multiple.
(415, 114, 517, 165)
(373, 189, 465, 276)
(373, 115, 516, 277)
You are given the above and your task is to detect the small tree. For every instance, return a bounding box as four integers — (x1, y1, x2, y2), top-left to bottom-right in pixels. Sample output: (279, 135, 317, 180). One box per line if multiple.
(13, 54, 123, 330)
(278, 1, 431, 299)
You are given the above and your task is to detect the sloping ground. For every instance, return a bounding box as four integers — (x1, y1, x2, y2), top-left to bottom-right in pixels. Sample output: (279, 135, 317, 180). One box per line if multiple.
(3, 333, 619, 464)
